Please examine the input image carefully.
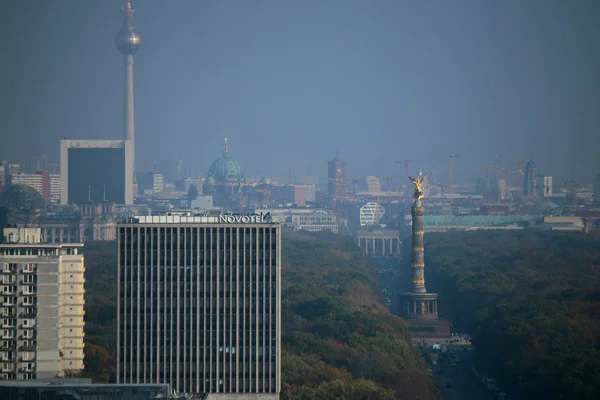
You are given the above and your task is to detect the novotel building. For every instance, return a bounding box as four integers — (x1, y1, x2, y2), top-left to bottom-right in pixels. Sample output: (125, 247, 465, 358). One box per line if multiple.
(116, 212, 281, 399)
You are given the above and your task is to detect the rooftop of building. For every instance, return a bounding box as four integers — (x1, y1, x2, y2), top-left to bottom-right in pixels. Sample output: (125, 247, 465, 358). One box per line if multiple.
(0, 379, 169, 389)
(206, 138, 243, 183)
(415, 215, 542, 226)
(119, 210, 280, 225)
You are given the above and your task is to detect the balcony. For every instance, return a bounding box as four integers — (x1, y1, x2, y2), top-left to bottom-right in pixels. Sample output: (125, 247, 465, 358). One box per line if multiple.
(1, 269, 17, 275)
(1, 322, 15, 329)
(2, 312, 17, 318)
(1, 365, 14, 373)
(18, 345, 35, 352)
(0, 343, 16, 351)
(18, 366, 33, 373)
(1, 332, 15, 340)
(18, 312, 36, 318)
(19, 280, 36, 285)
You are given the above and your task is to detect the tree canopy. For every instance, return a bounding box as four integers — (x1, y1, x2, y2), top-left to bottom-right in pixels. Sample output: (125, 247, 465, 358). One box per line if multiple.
(419, 229, 600, 400)
(81, 231, 439, 399)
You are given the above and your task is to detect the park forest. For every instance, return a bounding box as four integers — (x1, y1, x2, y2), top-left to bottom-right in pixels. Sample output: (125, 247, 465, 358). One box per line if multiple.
(421, 229, 600, 400)
(81, 232, 439, 400)
(81, 229, 600, 400)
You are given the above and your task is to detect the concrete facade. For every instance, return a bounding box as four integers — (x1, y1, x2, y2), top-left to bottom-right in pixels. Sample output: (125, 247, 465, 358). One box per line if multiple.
(0, 227, 85, 380)
(117, 214, 281, 398)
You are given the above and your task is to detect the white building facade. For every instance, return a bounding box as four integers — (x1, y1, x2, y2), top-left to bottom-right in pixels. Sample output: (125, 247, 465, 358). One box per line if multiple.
(0, 227, 85, 380)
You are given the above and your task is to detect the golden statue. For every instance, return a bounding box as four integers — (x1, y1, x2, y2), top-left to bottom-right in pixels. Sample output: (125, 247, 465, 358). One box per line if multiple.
(409, 170, 427, 200)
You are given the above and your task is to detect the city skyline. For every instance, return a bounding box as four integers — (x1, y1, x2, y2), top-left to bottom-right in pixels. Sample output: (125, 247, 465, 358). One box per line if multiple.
(1, 0, 599, 182)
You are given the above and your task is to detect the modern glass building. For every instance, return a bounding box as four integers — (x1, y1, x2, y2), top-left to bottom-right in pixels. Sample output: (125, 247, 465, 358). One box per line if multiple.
(116, 212, 281, 399)
(60, 140, 134, 205)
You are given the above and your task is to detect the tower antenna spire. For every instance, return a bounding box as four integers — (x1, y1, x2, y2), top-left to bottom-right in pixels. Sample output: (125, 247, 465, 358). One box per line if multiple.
(224, 138, 229, 155)
(115, 0, 142, 199)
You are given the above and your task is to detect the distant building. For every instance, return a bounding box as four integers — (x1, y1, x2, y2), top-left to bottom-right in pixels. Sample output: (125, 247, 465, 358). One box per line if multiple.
(291, 210, 338, 233)
(365, 176, 382, 193)
(327, 154, 345, 202)
(543, 216, 584, 231)
(543, 176, 553, 197)
(60, 139, 134, 205)
(497, 179, 507, 201)
(271, 184, 315, 206)
(523, 160, 537, 196)
(6, 164, 21, 183)
(0, 227, 85, 379)
(10, 172, 61, 203)
(153, 173, 164, 193)
(190, 195, 214, 210)
(203, 139, 244, 208)
(359, 202, 385, 227)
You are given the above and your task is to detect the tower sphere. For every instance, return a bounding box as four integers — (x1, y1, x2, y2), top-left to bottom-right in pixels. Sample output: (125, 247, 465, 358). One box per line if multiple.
(115, 28, 142, 55)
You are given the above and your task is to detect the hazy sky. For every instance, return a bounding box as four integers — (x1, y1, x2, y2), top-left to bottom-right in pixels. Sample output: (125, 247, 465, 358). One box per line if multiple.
(1, 0, 599, 183)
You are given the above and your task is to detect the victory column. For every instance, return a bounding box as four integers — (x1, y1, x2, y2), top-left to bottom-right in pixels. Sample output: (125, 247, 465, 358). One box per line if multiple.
(398, 171, 450, 338)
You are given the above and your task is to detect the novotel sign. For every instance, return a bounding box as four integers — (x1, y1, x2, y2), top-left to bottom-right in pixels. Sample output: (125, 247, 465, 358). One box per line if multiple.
(219, 212, 272, 224)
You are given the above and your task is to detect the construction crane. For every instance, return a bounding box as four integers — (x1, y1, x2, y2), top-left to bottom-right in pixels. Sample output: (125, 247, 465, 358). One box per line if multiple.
(347, 177, 359, 195)
(384, 176, 393, 191)
(448, 154, 460, 213)
(394, 160, 418, 193)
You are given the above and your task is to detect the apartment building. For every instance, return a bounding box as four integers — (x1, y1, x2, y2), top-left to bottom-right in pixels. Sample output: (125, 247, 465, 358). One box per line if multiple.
(0, 227, 85, 380)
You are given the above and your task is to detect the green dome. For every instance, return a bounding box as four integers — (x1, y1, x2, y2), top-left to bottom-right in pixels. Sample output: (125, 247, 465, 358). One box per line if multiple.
(208, 138, 243, 182)
(0, 184, 45, 224)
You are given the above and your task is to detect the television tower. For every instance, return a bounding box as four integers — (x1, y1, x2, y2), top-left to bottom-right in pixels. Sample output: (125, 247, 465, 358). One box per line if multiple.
(115, 0, 142, 193)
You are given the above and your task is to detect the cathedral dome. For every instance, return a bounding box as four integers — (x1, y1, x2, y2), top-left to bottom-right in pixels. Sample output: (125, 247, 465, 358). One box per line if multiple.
(207, 138, 243, 183)
(0, 184, 45, 224)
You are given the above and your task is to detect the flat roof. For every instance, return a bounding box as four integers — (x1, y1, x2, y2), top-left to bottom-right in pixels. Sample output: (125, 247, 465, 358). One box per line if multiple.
(0, 381, 169, 388)
(61, 139, 126, 149)
(0, 243, 84, 248)
(119, 215, 280, 225)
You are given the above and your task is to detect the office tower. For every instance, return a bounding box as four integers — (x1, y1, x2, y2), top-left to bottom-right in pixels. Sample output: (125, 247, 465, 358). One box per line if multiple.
(117, 212, 281, 398)
(115, 0, 142, 197)
(398, 172, 449, 338)
(0, 227, 85, 379)
(543, 176, 553, 197)
(327, 153, 345, 204)
(497, 179, 507, 202)
(523, 160, 537, 196)
(60, 139, 134, 205)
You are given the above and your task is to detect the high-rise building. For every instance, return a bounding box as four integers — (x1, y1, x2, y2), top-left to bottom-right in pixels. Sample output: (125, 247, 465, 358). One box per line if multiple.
(497, 179, 507, 201)
(0, 227, 85, 380)
(327, 154, 345, 203)
(117, 212, 281, 398)
(543, 176, 553, 197)
(523, 160, 537, 196)
(10, 172, 61, 203)
(115, 0, 142, 197)
(60, 139, 134, 205)
(398, 172, 449, 338)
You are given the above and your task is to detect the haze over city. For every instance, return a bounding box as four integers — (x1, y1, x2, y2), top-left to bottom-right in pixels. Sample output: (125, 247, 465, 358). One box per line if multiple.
(2, 0, 600, 182)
